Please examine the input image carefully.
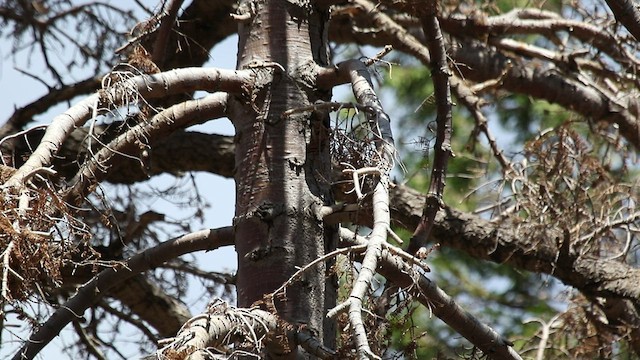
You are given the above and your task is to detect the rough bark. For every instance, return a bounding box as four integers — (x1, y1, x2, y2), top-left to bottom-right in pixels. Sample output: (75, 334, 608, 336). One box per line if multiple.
(228, 1, 335, 357)
(390, 184, 640, 307)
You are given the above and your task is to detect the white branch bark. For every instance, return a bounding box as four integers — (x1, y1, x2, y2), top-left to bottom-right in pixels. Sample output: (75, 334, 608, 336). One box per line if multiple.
(156, 303, 336, 359)
(66, 93, 228, 203)
(325, 59, 397, 359)
(3, 68, 250, 189)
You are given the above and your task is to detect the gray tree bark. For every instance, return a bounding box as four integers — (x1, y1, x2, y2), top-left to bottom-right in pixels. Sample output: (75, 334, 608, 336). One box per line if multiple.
(228, 1, 336, 356)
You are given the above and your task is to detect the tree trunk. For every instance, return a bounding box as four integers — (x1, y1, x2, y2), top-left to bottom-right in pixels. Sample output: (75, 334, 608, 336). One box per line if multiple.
(229, 0, 335, 357)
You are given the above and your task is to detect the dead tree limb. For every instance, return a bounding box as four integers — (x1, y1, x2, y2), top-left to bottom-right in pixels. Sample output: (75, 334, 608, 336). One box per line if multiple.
(340, 228, 523, 360)
(408, 0, 454, 256)
(12, 227, 234, 360)
(4, 67, 250, 189)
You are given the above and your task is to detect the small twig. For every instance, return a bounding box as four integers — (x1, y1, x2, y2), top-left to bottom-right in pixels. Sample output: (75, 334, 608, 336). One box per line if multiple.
(363, 45, 394, 66)
(386, 225, 404, 245)
(0, 124, 49, 166)
(282, 101, 373, 119)
(342, 166, 382, 200)
(1, 241, 17, 301)
(271, 244, 367, 299)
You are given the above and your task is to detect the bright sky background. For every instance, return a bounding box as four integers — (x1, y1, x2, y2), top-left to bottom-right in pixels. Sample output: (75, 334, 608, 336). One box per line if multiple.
(0, 3, 238, 357)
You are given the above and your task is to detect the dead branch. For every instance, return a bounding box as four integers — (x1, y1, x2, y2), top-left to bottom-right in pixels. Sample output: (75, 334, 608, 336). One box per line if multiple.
(3, 68, 250, 190)
(323, 59, 396, 359)
(408, 0, 454, 257)
(339, 228, 522, 360)
(156, 302, 335, 360)
(65, 92, 228, 205)
(12, 227, 234, 360)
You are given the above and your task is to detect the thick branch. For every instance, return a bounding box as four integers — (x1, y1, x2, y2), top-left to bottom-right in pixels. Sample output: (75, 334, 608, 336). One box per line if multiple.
(322, 58, 397, 359)
(108, 274, 191, 338)
(449, 40, 640, 149)
(12, 227, 234, 360)
(106, 131, 235, 183)
(409, 0, 454, 255)
(4, 68, 250, 188)
(65, 93, 228, 204)
(390, 184, 640, 307)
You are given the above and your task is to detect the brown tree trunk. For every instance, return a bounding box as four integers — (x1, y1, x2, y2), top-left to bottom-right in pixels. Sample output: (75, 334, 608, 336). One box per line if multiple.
(229, 0, 335, 357)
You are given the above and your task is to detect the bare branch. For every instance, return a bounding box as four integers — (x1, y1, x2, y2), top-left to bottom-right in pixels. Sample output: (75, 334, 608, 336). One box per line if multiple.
(604, 0, 640, 41)
(408, 0, 454, 257)
(12, 227, 234, 360)
(0, 76, 100, 142)
(3, 68, 250, 189)
(322, 58, 397, 358)
(65, 92, 228, 204)
(339, 228, 522, 360)
(157, 303, 335, 360)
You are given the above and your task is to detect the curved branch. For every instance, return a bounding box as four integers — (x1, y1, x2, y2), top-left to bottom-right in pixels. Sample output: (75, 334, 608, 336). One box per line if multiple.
(0, 76, 101, 141)
(14, 128, 235, 185)
(12, 226, 235, 360)
(64, 92, 228, 204)
(604, 0, 640, 41)
(409, 1, 454, 256)
(4, 67, 251, 189)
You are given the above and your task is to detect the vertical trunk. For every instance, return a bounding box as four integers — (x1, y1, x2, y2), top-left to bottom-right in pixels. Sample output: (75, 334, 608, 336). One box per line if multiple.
(229, 0, 335, 357)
